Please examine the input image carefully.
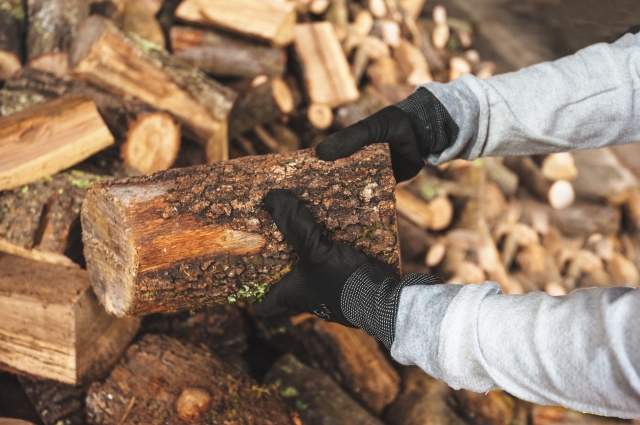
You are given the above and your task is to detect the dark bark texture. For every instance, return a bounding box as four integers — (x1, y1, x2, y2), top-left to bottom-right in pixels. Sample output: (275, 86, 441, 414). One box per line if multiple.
(0, 0, 24, 80)
(18, 376, 86, 425)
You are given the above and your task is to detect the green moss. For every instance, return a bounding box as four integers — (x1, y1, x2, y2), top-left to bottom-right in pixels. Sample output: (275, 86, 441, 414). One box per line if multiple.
(281, 387, 298, 398)
(295, 400, 308, 411)
(130, 32, 162, 52)
(357, 223, 383, 243)
(139, 290, 158, 298)
(68, 170, 105, 189)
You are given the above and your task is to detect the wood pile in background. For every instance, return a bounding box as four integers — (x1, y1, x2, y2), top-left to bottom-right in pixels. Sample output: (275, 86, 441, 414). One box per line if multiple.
(0, 0, 638, 424)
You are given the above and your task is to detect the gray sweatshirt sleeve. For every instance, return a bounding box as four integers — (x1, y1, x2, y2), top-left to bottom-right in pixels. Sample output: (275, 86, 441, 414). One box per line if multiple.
(391, 283, 640, 418)
(419, 32, 640, 164)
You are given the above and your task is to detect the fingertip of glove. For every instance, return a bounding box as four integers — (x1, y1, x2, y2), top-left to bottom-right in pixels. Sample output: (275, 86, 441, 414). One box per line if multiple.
(315, 134, 342, 161)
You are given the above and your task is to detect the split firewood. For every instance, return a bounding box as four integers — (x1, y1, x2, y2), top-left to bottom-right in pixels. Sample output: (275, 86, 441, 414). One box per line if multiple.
(326, 0, 349, 40)
(540, 153, 579, 181)
(229, 77, 294, 136)
(606, 251, 640, 287)
(515, 244, 563, 290)
(70, 15, 237, 163)
(449, 56, 472, 80)
(368, 0, 387, 18)
(26, 0, 88, 76)
(334, 85, 390, 129)
(294, 22, 360, 108)
(451, 390, 516, 425)
(89, 0, 125, 22)
(175, 0, 296, 47)
(476, 61, 496, 79)
(395, 38, 433, 86)
(5, 69, 181, 174)
(532, 405, 629, 425)
(0, 95, 114, 191)
(481, 157, 519, 197)
(624, 188, 640, 231)
(431, 5, 450, 50)
(564, 249, 603, 290)
(121, 0, 165, 47)
(368, 56, 403, 85)
(351, 41, 371, 84)
(395, 186, 453, 231)
(309, 0, 330, 15)
(382, 19, 402, 47)
(0, 0, 23, 81)
(0, 171, 106, 267)
(571, 148, 638, 205)
(307, 103, 334, 130)
(82, 145, 399, 316)
(254, 125, 286, 153)
(86, 334, 293, 425)
(256, 313, 400, 415)
(549, 202, 621, 236)
(0, 254, 140, 385)
(18, 376, 86, 425)
(426, 242, 447, 267)
(385, 367, 467, 425)
(170, 26, 287, 79)
(484, 182, 508, 223)
(494, 222, 539, 269)
(400, 0, 426, 20)
(264, 354, 385, 425)
(397, 215, 436, 261)
(504, 156, 575, 210)
(268, 122, 301, 152)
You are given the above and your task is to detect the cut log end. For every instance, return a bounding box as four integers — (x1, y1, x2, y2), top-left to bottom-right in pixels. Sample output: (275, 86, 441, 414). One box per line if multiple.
(0, 52, 21, 81)
(28, 53, 69, 77)
(272, 76, 294, 114)
(307, 103, 334, 129)
(121, 112, 181, 174)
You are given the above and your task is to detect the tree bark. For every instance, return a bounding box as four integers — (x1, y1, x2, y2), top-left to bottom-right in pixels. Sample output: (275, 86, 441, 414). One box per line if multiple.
(70, 15, 237, 163)
(0, 0, 23, 81)
(229, 77, 294, 136)
(175, 0, 296, 47)
(121, 0, 165, 47)
(549, 202, 621, 236)
(86, 334, 294, 425)
(0, 95, 114, 191)
(82, 145, 399, 317)
(0, 254, 140, 385)
(4, 68, 181, 174)
(27, 0, 88, 76)
(170, 26, 287, 79)
(0, 171, 106, 267)
(18, 376, 86, 425)
(255, 313, 400, 415)
(264, 354, 385, 425)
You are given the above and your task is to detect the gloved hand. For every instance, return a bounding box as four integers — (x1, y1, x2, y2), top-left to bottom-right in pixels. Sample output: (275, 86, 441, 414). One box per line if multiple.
(253, 189, 443, 349)
(316, 88, 460, 182)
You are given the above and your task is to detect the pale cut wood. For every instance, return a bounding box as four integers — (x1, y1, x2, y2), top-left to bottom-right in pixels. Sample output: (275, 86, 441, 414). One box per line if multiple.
(395, 38, 433, 86)
(0, 254, 140, 385)
(400, 0, 426, 20)
(70, 15, 237, 163)
(81, 145, 399, 316)
(541, 153, 578, 181)
(121, 112, 181, 174)
(396, 186, 453, 231)
(449, 56, 472, 80)
(294, 22, 360, 108)
(175, 0, 296, 47)
(122, 0, 165, 47)
(0, 95, 114, 191)
(307, 103, 334, 130)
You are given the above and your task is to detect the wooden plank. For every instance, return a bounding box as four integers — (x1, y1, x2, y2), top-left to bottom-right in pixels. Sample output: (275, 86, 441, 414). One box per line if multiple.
(0, 95, 114, 191)
(0, 254, 140, 385)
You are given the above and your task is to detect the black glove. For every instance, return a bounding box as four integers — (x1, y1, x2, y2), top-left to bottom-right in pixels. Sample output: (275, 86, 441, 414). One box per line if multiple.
(253, 189, 443, 349)
(316, 88, 460, 182)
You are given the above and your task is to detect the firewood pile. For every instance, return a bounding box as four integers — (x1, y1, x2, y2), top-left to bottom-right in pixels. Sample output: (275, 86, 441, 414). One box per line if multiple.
(0, 0, 639, 424)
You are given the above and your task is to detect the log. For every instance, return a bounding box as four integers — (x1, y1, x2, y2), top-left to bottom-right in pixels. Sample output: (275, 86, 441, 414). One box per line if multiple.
(81, 145, 399, 316)
(18, 376, 86, 425)
(0, 171, 106, 267)
(255, 313, 400, 415)
(307, 103, 334, 130)
(0, 95, 114, 191)
(334, 85, 390, 129)
(532, 405, 629, 425)
(0, 254, 140, 385)
(121, 0, 165, 47)
(89, 0, 125, 22)
(263, 354, 385, 425)
(86, 334, 294, 425)
(480, 157, 519, 197)
(395, 186, 453, 231)
(451, 390, 516, 425)
(549, 202, 621, 236)
(0, 0, 23, 81)
(70, 15, 237, 163)
(175, 0, 296, 47)
(294, 22, 360, 108)
(540, 153, 578, 181)
(385, 367, 467, 425)
(26, 0, 88, 76)
(170, 26, 287, 79)
(229, 77, 294, 136)
(395, 38, 433, 86)
(4, 68, 181, 174)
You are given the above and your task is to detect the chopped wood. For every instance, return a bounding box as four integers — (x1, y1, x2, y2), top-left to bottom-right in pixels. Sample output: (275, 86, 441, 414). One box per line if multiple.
(481, 157, 519, 197)
(175, 0, 296, 47)
(70, 15, 237, 163)
(532, 405, 629, 425)
(263, 354, 385, 425)
(0, 171, 106, 267)
(0, 0, 23, 81)
(396, 186, 453, 231)
(540, 153, 578, 181)
(515, 244, 562, 289)
(294, 22, 360, 108)
(89, 0, 125, 22)
(385, 367, 467, 425)
(86, 334, 294, 425)
(0, 254, 140, 385)
(548, 179, 576, 210)
(400, 0, 426, 20)
(606, 251, 640, 287)
(26, 0, 89, 76)
(170, 26, 287, 79)
(449, 56, 472, 80)
(268, 122, 301, 152)
(326, 0, 349, 38)
(368, 0, 388, 18)
(18, 376, 86, 425)
(121, 0, 165, 47)
(81, 145, 399, 316)
(549, 202, 621, 236)
(397, 215, 436, 261)
(476, 61, 496, 79)
(451, 390, 516, 425)
(307, 103, 334, 130)
(229, 77, 293, 136)
(334, 85, 390, 129)
(395, 38, 433, 86)
(426, 242, 447, 267)
(0, 95, 114, 191)
(368, 56, 403, 85)
(432, 23, 450, 50)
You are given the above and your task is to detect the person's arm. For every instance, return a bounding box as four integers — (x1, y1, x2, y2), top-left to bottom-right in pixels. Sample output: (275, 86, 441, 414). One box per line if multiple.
(417, 31, 640, 164)
(391, 281, 640, 418)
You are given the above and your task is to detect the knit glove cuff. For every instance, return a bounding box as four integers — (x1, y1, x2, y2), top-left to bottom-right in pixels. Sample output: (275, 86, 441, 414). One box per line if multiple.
(395, 87, 460, 157)
(341, 263, 443, 349)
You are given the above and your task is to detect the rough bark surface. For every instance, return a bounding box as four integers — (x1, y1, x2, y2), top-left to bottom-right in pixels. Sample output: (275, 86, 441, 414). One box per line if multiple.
(263, 354, 385, 425)
(85, 334, 294, 425)
(170, 26, 287, 79)
(256, 313, 400, 415)
(26, 0, 89, 76)
(70, 15, 237, 162)
(18, 376, 86, 425)
(0, 171, 106, 266)
(82, 145, 399, 317)
(0, 0, 24, 81)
